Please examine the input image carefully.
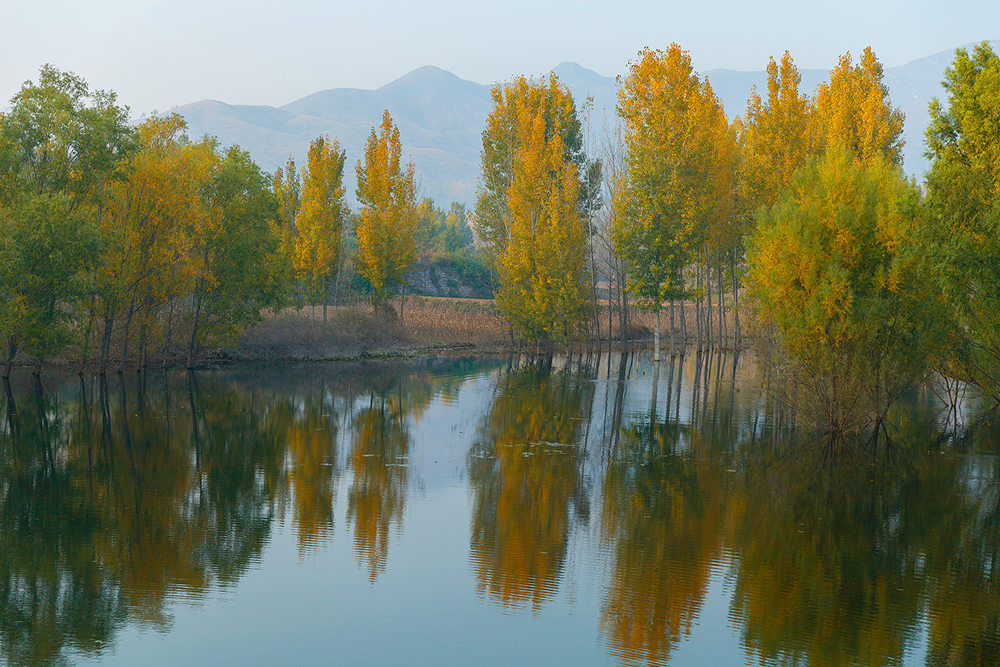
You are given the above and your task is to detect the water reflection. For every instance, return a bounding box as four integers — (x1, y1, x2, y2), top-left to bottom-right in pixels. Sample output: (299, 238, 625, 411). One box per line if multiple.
(0, 353, 998, 665)
(348, 391, 411, 582)
(468, 359, 594, 611)
(600, 412, 728, 664)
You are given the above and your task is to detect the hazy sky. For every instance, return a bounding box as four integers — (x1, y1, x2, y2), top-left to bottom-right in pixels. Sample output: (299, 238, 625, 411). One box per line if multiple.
(2, 0, 997, 115)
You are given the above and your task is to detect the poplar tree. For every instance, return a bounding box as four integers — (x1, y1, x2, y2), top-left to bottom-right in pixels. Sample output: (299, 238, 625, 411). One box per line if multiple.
(355, 110, 417, 315)
(496, 97, 591, 343)
(296, 135, 347, 321)
(814, 47, 905, 167)
(476, 75, 593, 344)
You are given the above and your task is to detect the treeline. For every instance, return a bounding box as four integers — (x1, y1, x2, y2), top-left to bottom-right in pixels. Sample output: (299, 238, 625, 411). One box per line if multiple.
(0, 71, 477, 375)
(474, 42, 1000, 439)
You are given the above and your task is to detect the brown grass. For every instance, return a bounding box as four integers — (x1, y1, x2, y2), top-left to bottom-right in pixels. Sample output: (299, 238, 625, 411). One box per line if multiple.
(234, 295, 743, 362)
(234, 297, 507, 361)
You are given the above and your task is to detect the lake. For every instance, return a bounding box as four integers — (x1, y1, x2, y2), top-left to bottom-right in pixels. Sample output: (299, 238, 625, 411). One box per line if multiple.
(0, 351, 997, 665)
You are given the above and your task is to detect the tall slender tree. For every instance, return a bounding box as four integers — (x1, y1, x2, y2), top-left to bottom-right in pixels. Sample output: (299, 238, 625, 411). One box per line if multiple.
(355, 110, 417, 314)
(296, 135, 347, 322)
(612, 44, 732, 360)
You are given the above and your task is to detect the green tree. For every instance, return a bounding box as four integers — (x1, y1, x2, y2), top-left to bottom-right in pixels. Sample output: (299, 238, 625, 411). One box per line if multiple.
(186, 146, 285, 367)
(0, 194, 98, 375)
(0, 65, 133, 374)
(923, 42, 1000, 405)
(612, 44, 733, 359)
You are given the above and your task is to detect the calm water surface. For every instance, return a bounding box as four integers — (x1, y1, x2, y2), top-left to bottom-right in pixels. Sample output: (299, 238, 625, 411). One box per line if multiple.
(0, 352, 997, 666)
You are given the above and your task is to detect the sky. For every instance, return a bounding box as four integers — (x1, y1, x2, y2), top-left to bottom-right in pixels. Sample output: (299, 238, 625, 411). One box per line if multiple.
(2, 0, 997, 115)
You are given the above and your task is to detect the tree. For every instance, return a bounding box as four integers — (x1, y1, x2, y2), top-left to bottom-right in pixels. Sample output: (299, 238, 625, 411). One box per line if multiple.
(295, 135, 347, 321)
(355, 110, 417, 314)
(923, 42, 1000, 404)
(738, 52, 818, 221)
(502, 105, 591, 343)
(814, 47, 905, 167)
(186, 145, 285, 367)
(93, 114, 209, 372)
(475, 75, 594, 344)
(612, 44, 733, 360)
(0, 194, 98, 375)
(746, 147, 940, 439)
(0, 65, 133, 374)
(475, 75, 581, 251)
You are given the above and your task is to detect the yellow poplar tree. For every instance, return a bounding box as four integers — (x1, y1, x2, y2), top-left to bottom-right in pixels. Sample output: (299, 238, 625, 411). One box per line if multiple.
(738, 51, 819, 219)
(355, 110, 417, 314)
(474, 74, 585, 266)
(296, 135, 347, 320)
(496, 98, 591, 343)
(815, 47, 905, 166)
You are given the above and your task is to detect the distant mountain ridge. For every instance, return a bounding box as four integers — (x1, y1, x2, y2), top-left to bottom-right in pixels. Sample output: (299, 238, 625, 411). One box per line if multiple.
(171, 41, 998, 206)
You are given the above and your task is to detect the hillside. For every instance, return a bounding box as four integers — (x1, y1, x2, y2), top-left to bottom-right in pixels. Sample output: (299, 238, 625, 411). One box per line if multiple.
(170, 41, 998, 206)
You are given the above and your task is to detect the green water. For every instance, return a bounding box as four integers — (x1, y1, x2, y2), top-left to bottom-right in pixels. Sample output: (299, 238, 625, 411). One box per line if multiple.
(0, 352, 996, 665)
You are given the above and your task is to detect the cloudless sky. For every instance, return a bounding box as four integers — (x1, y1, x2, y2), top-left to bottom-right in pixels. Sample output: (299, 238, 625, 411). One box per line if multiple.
(2, 0, 997, 115)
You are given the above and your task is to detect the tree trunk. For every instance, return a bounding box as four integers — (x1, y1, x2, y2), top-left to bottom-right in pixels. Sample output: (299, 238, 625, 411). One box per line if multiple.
(3, 338, 16, 379)
(731, 250, 741, 348)
(669, 299, 676, 357)
(718, 262, 726, 348)
(680, 298, 687, 354)
(706, 256, 713, 350)
(99, 313, 114, 375)
(654, 306, 661, 362)
(695, 262, 703, 352)
(119, 298, 136, 374)
(187, 288, 204, 370)
(79, 297, 96, 374)
(163, 301, 175, 371)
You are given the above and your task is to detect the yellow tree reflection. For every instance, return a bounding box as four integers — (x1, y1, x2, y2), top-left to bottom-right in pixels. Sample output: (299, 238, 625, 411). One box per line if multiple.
(347, 394, 410, 582)
(468, 364, 593, 611)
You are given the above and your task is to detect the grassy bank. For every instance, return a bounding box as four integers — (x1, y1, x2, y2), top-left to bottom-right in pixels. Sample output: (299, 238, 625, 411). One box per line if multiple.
(233, 296, 744, 364)
(233, 296, 509, 362)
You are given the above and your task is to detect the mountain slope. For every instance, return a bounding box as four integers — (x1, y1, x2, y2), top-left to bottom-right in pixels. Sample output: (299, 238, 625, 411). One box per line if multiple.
(172, 41, 997, 206)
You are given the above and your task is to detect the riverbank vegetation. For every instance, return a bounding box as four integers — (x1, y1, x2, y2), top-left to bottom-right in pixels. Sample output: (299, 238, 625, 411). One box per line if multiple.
(3, 42, 1000, 444)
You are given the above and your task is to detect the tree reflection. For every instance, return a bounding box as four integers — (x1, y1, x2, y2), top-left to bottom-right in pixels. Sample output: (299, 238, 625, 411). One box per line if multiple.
(468, 361, 594, 611)
(600, 419, 727, 664)
(347, 391, 410, 582)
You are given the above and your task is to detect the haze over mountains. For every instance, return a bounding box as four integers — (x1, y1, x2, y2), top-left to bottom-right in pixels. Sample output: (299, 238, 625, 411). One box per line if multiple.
(171, 41, 998, 207)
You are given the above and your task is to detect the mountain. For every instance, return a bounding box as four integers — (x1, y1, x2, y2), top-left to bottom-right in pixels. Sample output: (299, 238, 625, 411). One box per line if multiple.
(171, 41, 998, 206)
